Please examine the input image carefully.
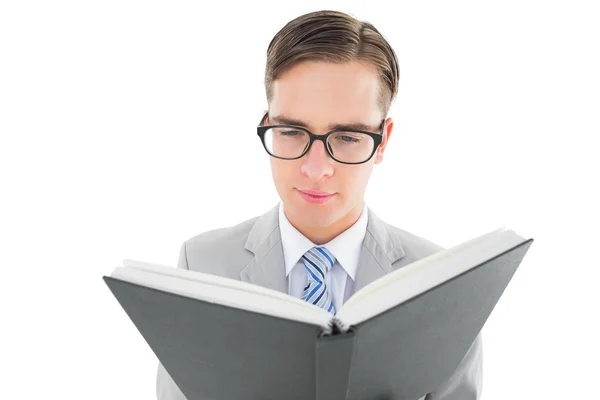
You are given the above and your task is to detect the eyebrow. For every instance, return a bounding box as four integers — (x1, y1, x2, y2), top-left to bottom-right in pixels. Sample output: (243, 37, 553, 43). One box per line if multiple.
(269, 114, 380, 132)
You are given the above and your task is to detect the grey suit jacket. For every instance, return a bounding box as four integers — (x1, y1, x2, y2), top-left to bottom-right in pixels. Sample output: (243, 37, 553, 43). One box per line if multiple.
(156, 204, 483, 400)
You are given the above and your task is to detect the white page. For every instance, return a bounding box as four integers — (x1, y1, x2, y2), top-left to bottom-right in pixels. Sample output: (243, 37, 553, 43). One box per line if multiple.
(110, 263, 334, 329)
(336, 228, 526, 327)
(122, 258, 315, 306)
(341, 227, 508, 310)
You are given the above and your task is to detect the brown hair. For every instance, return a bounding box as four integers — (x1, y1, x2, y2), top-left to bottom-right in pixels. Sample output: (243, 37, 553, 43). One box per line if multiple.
(264, 10, 400, 118)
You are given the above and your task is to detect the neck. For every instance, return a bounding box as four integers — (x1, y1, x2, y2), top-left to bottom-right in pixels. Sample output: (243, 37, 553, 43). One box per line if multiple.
(286, 202, 364, 245)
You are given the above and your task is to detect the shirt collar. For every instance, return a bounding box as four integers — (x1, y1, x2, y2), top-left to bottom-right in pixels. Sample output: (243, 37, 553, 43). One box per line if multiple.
(278, 201, 369, 280)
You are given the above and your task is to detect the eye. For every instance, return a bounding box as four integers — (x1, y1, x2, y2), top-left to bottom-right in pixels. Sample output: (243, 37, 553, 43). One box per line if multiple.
(337, 135, 360, 143)
(280, 130, 301, 136)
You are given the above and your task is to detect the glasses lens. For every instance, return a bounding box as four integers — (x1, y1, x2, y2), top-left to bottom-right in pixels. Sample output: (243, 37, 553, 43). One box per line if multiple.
(327, 131, 375, 163)
(263, 127, 310, 158)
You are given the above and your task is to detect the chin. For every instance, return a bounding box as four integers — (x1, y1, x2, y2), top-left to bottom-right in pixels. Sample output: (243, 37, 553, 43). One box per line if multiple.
(285, 195, 344, 228)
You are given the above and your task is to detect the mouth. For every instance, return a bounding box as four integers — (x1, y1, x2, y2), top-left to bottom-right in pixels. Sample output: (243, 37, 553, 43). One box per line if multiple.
(296, 189, 336, 204)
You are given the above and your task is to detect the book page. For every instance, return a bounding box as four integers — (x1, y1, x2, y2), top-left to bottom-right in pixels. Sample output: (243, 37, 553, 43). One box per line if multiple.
(122, 258, 312, 305)
(341, 227, 508, 309)
(336, 228, 526, 327)
(111, 262, 334, 329)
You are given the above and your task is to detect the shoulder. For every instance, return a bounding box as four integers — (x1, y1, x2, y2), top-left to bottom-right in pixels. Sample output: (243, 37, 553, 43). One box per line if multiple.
(187, 214, 258, 248)
(381, 218, 446, 264)
(180, 214, 259, 277)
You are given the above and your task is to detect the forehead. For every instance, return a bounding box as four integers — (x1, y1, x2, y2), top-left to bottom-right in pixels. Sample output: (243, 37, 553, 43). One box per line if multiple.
(270, 61, 382, 131)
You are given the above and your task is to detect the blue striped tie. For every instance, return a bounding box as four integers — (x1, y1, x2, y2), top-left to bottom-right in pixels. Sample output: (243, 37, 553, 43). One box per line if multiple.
(301, 246, 336, 315)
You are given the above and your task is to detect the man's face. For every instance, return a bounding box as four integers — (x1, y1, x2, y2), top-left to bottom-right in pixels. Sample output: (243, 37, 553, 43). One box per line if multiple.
(266, 60, 393, 229)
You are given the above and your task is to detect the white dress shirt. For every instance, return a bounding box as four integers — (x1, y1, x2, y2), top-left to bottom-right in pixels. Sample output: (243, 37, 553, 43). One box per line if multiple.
(278, 201, 369, 312)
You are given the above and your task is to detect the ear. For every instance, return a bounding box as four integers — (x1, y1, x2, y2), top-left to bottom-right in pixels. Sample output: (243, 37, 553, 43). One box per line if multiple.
(262, 109, 269, 125)
(374, 118, 393, 165)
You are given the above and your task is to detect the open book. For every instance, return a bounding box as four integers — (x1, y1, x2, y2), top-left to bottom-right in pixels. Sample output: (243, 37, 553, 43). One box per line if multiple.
(104, 227, 533, 400)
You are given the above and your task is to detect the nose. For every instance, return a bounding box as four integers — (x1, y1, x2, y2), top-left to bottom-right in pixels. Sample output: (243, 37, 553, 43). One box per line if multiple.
(300, 139, 334, 181)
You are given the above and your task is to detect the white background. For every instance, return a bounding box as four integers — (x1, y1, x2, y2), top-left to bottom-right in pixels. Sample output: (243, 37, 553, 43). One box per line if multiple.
(1, 1, 598, 399)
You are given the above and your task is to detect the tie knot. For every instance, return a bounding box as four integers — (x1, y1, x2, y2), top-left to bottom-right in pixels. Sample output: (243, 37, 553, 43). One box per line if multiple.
(302, 246, 336, 281)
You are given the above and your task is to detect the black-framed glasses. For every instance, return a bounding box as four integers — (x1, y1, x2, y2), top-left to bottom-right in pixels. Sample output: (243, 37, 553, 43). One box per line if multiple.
(257, 112, 385, 165)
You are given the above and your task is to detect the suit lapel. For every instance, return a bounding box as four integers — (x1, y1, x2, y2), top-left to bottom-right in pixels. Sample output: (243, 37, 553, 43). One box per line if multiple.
(353, 207, 406, 292)
(239, 204, 288, 294)
(239, 203, 407, 295)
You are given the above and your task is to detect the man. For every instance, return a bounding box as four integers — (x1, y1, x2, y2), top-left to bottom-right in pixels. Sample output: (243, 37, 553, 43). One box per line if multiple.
(157, 9, 482, 400)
